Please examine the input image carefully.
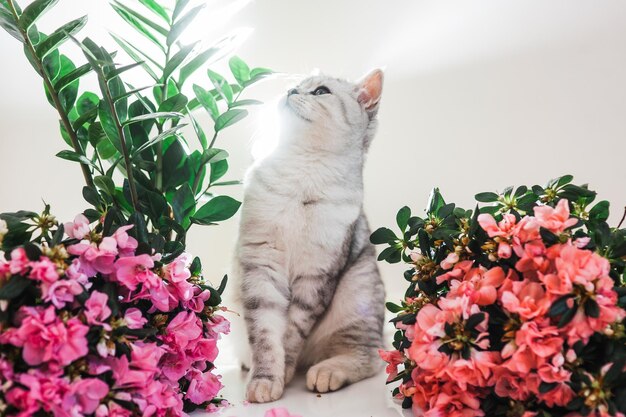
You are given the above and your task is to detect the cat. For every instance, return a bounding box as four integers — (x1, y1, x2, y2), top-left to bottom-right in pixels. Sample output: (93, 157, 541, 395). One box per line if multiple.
(232, 69, 386, 403)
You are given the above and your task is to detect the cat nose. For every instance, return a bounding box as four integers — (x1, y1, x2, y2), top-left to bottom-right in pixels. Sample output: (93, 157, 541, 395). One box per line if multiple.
(287, 88, 298, 96)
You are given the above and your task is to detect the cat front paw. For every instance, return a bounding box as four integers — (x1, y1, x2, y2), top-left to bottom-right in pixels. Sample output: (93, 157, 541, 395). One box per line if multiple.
(246, 376, 284, 403)
(284, 364, 296, 384)
(306, 364, 347, 393)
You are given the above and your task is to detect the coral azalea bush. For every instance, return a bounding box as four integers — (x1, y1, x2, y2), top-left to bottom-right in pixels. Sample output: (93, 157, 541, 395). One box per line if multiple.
(373, 176, 626, 417)
(0, 209, 229, 415)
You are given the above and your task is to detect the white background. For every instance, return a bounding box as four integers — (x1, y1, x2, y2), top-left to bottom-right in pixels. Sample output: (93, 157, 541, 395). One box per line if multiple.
(1, 1, 626, 415)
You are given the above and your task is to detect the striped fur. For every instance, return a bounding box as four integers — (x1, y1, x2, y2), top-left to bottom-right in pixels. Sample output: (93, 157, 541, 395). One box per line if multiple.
(232, 70, 385, 403)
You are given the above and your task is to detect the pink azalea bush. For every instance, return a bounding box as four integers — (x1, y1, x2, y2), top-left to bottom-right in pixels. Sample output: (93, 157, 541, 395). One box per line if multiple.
(0, 209, 230, 416)
(372, 176, 626, 417)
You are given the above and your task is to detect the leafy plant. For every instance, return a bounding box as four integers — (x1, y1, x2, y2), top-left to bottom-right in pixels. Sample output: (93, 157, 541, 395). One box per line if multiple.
(373, 175, 626, 417)
(0, 0, 272, 253)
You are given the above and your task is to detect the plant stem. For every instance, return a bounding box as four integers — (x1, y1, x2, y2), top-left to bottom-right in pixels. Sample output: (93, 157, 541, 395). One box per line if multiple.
(6, 0, 94, 188)
(618, 206, 626, 229)
(97, 69, 140, 212)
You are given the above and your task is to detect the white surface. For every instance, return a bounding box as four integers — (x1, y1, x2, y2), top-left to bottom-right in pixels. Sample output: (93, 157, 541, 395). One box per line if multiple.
(197, 333, 408, 417)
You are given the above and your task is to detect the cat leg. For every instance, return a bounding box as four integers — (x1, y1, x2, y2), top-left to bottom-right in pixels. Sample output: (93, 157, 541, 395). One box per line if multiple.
(303, 247, 385, 392)
(283, 273, 338, 385)
(241, 260, 291, 403)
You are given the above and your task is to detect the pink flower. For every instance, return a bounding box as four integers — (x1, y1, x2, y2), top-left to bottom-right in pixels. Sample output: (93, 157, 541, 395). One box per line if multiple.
(65, 214, 91, 240)
(379, 349, 405, 382)
(162, 254, 192, 283)
(500, 278, 550, 320)
(113, 254, 155, 291)
(478, 213, 518, 259)
(85, 291, 112, 326)
(185, 369, 223, 405)
(448, 266, 508, 306)
(534, 199, 578, 235)
(189, 337, 219, 363)
(68, 237, 118, 275)
(515, 320, 563, 358)
(264, 407, 303, 417)
(71, 378, 109, 414)
(42, 278, 83, 309)
(130, 342, 165, 372)
(9, 247, 29, 275)
(163, 311, 202, 349)
(123, 308, 147, 329)
(96, 403, 132, 417)
(14, 306, 89, 366)
(112, 225, 138, 257)
(29, 257, 59, 284)
(440, 252, 459, 270)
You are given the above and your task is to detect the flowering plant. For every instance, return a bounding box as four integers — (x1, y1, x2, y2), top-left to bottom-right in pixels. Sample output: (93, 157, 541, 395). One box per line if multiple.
(0, 0, 271, 414)
(373, 175, 626, 417)
(0, 209, 229, 415)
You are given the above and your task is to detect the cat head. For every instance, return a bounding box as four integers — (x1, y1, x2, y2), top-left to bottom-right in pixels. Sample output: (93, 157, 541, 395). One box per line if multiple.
(278, 69, 384, 152)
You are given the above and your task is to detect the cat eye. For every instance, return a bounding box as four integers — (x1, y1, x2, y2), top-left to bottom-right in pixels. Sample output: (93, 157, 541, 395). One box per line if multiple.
(312, 86, 331, 96)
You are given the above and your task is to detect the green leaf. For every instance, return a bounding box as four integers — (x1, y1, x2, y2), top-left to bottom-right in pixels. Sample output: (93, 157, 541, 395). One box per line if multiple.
(193, 84, 219, 120)
(231, 99, 263, 107)
(158, 93, 188, 113)
(138, 0, 170, 23)
(211, 180, 241, 187)
(56, 55, 79, 111)
(0, 7, 23, 42)
(215, 108, 248, 132)
(396, 206, 411, 231)
(187, 110, 207, 149)
(112, 84, 155, 102)
(123, 112, 183, 126)
(110, 1, 164, 49)
(386, 302, 403, 313)
(245, 67, 274, 86)
(133, 125, 186, 154)
(202, 148, 229, 165)
(52, 62, 91, 92)
(110, 1, 167, 36)
(94, 175, 116, 196)
(98, 100, 122, 152)
(207, 69, 233, 103)
(97, 138, 117, 159)
(589, 200, 610, 222)
(35, 16, 87, 59)
(172, 183, 195, 225)
(18, 0, 58, 31)
(475, 192, 499, 203)
(179, 46, 220, 86)
(167, 4, 204, 47)
(427, 188, 445, 214)
(56, 149, 98, 170)
(209, 159, 228, 183)
(0, 275, 31, 299)
(229, 55, 250, 86)
(163, 42, 197, 81)
(75, 91, 98, 115)
(109, 33, 161, 81)
(192, 195, 241, 224)
(172, 0, 191, 22)
(105, 61, 143, 80)
(370, 227, 397, 244)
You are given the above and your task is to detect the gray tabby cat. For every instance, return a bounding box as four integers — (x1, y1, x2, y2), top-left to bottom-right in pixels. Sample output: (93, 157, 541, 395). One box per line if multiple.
(233, 69, 385, 403)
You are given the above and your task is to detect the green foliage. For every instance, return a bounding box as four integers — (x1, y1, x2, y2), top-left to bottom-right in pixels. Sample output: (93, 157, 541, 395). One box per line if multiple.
(0, 0, 274, 253)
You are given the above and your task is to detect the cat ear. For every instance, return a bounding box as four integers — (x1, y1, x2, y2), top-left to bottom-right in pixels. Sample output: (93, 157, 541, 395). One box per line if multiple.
(357, 69, 384, 113)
